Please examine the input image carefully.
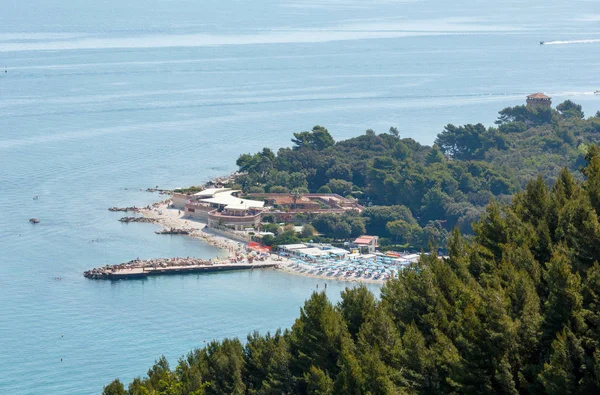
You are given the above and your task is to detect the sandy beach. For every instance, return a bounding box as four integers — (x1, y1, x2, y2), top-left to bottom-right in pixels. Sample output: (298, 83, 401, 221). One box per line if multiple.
(140, 200, 247, 256)
(276, 260, 386, 285)
(139, 199, 386, 284)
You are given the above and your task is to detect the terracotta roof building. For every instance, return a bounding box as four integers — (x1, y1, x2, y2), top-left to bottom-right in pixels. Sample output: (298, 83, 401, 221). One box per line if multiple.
(526, 92, 551, 108)
(246, 193, 363, 213)
(260, 194, 320, 210)
(352, 235, 379, 253)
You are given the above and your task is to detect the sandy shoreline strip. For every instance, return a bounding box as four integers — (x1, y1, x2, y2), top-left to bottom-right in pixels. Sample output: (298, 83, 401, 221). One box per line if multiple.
(139, 200, 385, 285)
(140, 201, 243, 255)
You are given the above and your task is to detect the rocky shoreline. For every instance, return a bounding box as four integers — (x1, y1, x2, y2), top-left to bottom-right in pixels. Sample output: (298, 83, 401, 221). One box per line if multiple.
(154, 228, 192, 235)
(84, 256, 278, 280)
(83, 257, 214, 279)
(119, 216, 158, 223)
(145, 187, 172, 194)
(139, 199, 246, 253)
(100, 176, 385, 284)
(109, 206, 141, 212)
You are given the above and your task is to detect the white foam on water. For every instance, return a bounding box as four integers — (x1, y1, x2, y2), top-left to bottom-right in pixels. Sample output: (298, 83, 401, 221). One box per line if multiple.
(280, 0, 421, 9)
(0, 32, 88, 41)
(547, 90, 600, 96)
(0, 30, 440, 52)
(543, 39, 600, 45)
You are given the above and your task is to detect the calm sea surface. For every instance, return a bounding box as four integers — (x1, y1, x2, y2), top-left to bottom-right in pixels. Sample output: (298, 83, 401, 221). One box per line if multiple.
(1, 0, 600, 393)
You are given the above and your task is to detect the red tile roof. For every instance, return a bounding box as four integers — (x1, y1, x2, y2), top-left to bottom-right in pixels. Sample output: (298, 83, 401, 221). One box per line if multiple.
(266, 195, 312, 205)
(354, 236, 377, 244)
(527, 92, 550, 99)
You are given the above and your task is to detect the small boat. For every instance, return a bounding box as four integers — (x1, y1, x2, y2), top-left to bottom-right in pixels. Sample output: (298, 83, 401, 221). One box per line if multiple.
(29, 218, 40, 224)
(595, 90, 600, 95)
(539, 41, 545, 45)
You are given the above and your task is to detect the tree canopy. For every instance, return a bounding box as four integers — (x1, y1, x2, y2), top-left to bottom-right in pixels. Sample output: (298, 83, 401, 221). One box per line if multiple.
(106, 148, 600, 394)
(233, 101, 600, 249)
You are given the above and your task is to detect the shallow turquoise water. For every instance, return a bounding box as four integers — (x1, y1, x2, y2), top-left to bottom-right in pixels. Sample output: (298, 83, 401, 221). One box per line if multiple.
(1, 0, 600, 393)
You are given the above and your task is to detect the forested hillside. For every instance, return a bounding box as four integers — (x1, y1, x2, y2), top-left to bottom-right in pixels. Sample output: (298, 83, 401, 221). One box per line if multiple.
(232, 101, 600, 249)
(104, 146, 600, 395)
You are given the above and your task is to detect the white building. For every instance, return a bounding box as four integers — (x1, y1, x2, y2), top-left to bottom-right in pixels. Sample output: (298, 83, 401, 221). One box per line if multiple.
(184, 189, 265, 230)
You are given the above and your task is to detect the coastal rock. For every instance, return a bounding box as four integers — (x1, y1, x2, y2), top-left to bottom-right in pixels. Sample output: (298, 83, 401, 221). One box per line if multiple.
(109, 206, 140, 212)
(155, 228, 192, 235)
(146, 187, 173, 195)
(83, 257, 215, 280)
(119, 216, 157, 223)
(83, 255, 275, 280)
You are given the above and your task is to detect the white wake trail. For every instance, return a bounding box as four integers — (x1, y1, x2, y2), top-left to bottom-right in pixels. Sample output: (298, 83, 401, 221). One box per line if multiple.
(543, 39, 600, 45)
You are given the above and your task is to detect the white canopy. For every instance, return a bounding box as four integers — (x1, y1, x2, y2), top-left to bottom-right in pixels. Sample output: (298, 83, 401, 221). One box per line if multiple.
(279, 244, 307, 251)
(402, 254, 420, 262)
(326, 247, 350, 256)
(199, 190, 264, 209)
(296, 248, 330, 257)
(193, 188, 232, 197)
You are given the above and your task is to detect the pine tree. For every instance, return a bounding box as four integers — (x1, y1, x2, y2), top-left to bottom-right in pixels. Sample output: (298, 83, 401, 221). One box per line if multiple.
(514, 175, 550, 227)
(338, 285, 376, 340)
(399, 322, 430, 391)
(542, 249, 584, 349)
(204, 339, 246, 394)
(259, 330, 293, 394)
(472, 200, 507, 263)
(176, 349, 208, 395)
(333, 339, 364, 395)
(244, 331, 274, 393)
(582, 263, 600, 344)
(304, 366, 334, 395)
(583, 145, 600, 217)
(109, 151, 600, 395)
(538, 329, 577, 394)
(446, 227, 470, 280)
(555, 195, 600, 271)
(102, 379, 127, 395)
(357, 304, 403, 369)
(289, 292, 350, 391)
(504, 270, 542, 389)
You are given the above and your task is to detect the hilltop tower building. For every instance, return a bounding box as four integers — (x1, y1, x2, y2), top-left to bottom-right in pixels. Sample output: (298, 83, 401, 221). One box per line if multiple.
(527, 92, 552, 108)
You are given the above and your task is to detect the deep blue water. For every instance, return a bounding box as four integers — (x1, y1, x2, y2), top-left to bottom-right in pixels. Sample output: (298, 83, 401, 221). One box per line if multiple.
(1, 0, 600, 393)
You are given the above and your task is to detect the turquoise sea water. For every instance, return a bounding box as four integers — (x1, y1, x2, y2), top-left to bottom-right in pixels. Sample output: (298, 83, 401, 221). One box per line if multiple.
(1, 0, 600, 393)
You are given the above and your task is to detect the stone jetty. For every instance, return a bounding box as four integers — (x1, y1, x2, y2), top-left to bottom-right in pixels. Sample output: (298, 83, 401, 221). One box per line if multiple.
(155, 228, 191, 235)
(109, 206, 140, 212)
(83, 257, 276, 280)
(119, 216, 158, 223)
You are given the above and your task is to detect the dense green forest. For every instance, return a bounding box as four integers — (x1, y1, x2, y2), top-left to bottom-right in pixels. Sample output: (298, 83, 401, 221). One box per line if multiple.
(105, 144, 600, 394)
(231, 101, 600, 249)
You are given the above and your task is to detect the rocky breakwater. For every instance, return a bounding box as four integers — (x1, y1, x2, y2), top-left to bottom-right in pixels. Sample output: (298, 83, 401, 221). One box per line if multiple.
(155, 228, 192, 235)
(83, 257, 277, 280)
(119, 216, 158, 223)
(83, 257, 213, 280)
(109, 206, 140, 212)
